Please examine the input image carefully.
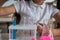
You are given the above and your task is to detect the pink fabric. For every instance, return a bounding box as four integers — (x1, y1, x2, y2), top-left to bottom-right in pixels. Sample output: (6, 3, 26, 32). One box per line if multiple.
(40, 36, 54, 40)
(31, 38, 35, 40)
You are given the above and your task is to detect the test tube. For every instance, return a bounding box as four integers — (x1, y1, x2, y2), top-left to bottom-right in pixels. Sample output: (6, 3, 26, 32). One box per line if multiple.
(42, 19, 49, 36)
(12, 17, 16, 39)
(48, 19, 54, 38)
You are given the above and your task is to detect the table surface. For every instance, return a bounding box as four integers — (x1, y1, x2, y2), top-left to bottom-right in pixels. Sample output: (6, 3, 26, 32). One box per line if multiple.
(0, 14, 14, 22)
(0, 17, 13, 22)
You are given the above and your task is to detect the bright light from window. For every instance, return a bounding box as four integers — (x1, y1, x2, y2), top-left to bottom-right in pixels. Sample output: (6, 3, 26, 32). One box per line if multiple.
(45, 0, 54, 2)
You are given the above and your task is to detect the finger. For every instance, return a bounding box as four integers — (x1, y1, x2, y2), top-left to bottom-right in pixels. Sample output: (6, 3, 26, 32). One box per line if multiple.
(37, 25, 43, 33)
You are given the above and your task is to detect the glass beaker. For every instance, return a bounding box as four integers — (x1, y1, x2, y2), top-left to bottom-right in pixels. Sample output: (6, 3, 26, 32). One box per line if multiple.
(40, 19, 54, 40)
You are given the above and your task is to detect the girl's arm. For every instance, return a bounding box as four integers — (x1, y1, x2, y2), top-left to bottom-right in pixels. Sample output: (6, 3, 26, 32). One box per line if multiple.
(0, 5, 16, 16)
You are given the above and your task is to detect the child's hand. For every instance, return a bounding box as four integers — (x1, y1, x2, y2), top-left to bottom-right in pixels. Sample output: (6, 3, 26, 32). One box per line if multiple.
(37, 24, 50, 36)
(37, 24, 43, 33)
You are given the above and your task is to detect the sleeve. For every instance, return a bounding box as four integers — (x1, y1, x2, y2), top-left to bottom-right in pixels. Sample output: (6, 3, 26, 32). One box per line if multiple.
(51, 6, 59, 17)
(13, 1, 21, 13)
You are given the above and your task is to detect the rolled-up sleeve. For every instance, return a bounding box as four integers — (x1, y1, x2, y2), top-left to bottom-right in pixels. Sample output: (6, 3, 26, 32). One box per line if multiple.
(14, 1, 20, 13)
(51, 6, 59, 17)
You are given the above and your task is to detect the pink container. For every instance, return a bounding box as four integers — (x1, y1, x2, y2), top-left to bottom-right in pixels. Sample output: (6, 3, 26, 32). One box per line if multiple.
(40, 36, 54, 40)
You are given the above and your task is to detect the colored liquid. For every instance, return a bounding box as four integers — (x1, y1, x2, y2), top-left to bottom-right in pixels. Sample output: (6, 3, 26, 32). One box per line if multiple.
(40, 36, 54, 40)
